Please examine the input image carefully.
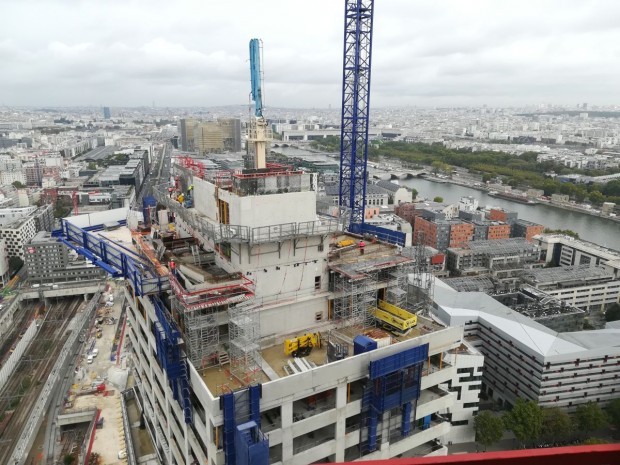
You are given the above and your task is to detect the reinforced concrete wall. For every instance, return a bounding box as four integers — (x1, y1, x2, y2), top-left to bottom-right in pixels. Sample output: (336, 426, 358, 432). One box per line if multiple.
(0, 317, 38, 391)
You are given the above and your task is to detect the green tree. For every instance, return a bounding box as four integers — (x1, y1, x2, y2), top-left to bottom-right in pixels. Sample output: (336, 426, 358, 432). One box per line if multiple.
(574, 186, 589, 202)
(63, 454, 75, 465)
(574, 402, 607, 436)
(606, 398, 620, 430)
(431, 160, 443, 175)
(433, 196, 444, 203)
(87, 162, 97, 170)
(409, 187, 418, 201)
(474, 411, 504, 451)
(589, 190, 604, 205)
(503, 399, 544, 446)
(605, 303, 620, 322)
(12, 181, 26, 189)
(482, 173, 493, 183)
(544, 228, 580, 239)
(541, 407, 573, 441)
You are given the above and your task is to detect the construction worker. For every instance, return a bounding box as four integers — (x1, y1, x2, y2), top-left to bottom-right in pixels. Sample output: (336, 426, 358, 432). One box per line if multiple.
(177, 193, 184, 204)
(358, 240, 366, 255)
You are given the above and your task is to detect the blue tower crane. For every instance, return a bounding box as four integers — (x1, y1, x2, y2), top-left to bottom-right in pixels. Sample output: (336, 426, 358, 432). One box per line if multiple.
(338, 0, 375, 230)
(337, 0, 405, 246)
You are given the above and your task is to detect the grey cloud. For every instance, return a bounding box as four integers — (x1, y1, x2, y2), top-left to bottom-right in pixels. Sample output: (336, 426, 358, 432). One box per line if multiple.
(1, 0, 619, 107)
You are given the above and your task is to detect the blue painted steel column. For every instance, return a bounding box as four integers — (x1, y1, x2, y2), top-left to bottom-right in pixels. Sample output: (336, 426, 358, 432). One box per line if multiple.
(339, 0, 375, 228)
(249, 384, 261, 427)
(222, 393, 236, 465)
(368, 409, 378, 452)
(401, 402, 412, 436)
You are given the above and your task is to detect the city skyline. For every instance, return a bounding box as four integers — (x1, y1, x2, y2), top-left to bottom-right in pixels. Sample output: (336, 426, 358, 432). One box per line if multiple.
(1, 0, 619, 108)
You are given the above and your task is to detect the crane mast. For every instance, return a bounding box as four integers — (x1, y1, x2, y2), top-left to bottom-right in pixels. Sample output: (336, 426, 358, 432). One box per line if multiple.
(338, 0, 375, 230)
(248, 38, 270, 169)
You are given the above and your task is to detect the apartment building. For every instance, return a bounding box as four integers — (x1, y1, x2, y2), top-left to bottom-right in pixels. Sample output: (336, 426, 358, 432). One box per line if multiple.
(521, 265, 620, 311)
(487, 208, 518, 224)
(445, 238, 541, 278)
(0, 216, 36, 259)
(0, 238, 9, 286)
(434, 281, 620, 412)
(535, 234, 620, 277)
(512, 219, 545, 242)
(24, 231, 106, 284)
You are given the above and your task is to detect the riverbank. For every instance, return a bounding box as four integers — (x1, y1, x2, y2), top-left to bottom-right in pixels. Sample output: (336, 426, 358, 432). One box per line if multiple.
(420, 174, 620, 224)
(273, 145, 620, 245)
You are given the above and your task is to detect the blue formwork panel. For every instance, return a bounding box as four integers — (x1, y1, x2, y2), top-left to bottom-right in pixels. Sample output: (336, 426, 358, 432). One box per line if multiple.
(367, 410, 379, 452)
(249, 384, 262, 427)
(352, 223, 407, 247)
(222, 393, 237, 465)
(369, 343, 429, 380)
(401, 402, 412, 436)
(143, 196, 157, 225)
(235, 421, 269, 465)
(354, 334, 378, 355)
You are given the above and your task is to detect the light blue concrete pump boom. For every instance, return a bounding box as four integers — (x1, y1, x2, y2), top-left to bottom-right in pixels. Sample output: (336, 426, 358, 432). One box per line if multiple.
(249, 38, 263, 118)
(247, 38, 270, 169)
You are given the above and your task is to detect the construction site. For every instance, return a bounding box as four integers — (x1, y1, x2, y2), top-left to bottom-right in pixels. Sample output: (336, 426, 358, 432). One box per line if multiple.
(46, 134, 483, 465)
(43, 3, 487, 464)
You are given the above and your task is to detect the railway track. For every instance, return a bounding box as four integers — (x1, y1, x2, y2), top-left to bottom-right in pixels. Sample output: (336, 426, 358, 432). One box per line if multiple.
(0, 301, 37, 367)
(0, 297, 83, 464)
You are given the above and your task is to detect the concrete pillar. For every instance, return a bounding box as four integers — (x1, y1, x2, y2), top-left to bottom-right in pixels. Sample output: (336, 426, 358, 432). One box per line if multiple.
(281, 400, 294, 464)
(44, 297, 51, 309)
(335, 383, 347, 462)
(380, 411, 390, 456)
(84, 293, 90, 301)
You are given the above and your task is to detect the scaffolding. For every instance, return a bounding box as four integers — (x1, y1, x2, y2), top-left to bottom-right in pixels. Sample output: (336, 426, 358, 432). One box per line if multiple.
(175, 298, 221, 369)
(228, 300, 262, 385)
(387, 262, 414, 310)
(331, 270, 377, 329)
(407, 232, 435, 315)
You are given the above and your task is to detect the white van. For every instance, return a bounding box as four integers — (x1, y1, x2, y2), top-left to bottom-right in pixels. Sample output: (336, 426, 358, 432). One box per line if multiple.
(92, 348, 99, 358)
(87, 355, 94, 364)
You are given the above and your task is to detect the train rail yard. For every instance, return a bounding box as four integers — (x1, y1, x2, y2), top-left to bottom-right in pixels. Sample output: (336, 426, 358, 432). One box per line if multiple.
(0, 297, 83, 464)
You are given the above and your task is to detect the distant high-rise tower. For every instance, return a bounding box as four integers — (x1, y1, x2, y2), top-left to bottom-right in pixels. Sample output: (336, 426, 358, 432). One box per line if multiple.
(582, 102, 588, 110)
(218, 118, 242, 152)
(178, 118, 196, 152)
(103, 107, 111, 119)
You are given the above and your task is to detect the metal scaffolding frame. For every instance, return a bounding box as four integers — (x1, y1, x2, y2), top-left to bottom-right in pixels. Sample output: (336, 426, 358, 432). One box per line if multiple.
(153, 182, 341, 246)
(228, 300, 262, 385)
(332, 270, 377, 329)
(175, 298, 221, 369)
(387, 263, 414, 310)
(408, 232, 435, 315)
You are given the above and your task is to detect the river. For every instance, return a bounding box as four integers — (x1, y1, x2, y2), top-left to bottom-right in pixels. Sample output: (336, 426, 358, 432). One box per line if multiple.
(273, 146, 620, 251)
(397, 177, 620, 251)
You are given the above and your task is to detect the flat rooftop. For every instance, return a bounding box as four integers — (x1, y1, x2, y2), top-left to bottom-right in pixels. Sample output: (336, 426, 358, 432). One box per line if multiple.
(522, 265, 614, 284)
(328, 234, 413, 279)
(199, 314, 444, 397)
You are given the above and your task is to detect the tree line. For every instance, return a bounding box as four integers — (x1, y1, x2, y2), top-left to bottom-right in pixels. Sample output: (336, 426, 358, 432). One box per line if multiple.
(310, 137, 620, 206)
(474, 398, 620, 450)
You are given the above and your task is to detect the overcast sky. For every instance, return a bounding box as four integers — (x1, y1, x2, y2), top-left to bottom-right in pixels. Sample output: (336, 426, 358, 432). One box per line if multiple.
(1, 0, 619, 108)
